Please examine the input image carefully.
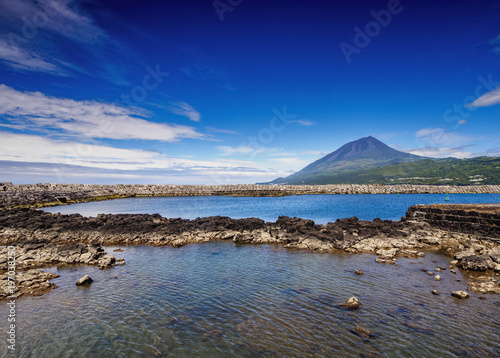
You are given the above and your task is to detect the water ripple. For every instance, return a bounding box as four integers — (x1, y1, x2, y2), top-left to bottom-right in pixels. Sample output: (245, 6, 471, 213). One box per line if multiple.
(1, 243, 499, 357)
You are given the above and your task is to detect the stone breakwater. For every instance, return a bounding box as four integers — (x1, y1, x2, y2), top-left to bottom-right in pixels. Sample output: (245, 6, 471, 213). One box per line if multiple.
(1, 182, 500, 208)
(1, 204, 500, 298)
(406, 204, 500, 239)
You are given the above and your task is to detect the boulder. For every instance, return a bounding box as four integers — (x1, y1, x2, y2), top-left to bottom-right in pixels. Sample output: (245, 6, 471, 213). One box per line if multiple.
(490, 253, 500, 264)
(434, 275, 441, 281)
(451, 290, 469, 299)
(98, 254, 115, 269)
(459, 255, 494, 271)
(76, 274, 93, 286)
(455, 249, 475, 261)
(354, 270, 364, 275)
(376, 248, 399, 259)
(341, 296, 361, 309)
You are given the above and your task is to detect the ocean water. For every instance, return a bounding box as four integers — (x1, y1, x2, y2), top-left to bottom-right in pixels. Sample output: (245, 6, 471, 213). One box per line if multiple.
(44, 193, 500, 224)
(2, 243, 500, 358)
(6, 194, 500, 357)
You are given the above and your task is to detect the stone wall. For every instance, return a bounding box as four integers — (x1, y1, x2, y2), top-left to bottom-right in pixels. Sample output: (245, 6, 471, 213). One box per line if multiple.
(1, 182, 500, 208)
(404, 204, 500, 239)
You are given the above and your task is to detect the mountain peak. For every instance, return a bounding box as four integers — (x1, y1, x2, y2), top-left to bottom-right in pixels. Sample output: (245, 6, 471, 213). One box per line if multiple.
(268, 136, 426, 184)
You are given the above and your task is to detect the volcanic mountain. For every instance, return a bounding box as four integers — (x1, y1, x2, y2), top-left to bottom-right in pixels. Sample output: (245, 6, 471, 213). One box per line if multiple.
(268, 136, 426, 184)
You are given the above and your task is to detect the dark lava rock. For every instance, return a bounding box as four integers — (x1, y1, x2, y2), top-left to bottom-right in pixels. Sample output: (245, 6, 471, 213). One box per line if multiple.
(351, 325, 378, 339)
(459, 255, 494, 271)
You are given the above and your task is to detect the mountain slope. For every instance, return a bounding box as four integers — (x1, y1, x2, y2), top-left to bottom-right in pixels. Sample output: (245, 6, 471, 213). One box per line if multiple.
(270, 136, 426, 184)
(272, 157, 500, 185)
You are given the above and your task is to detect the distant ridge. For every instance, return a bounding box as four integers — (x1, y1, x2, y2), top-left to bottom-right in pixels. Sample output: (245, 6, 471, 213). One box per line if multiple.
(266, 136, 427, 185)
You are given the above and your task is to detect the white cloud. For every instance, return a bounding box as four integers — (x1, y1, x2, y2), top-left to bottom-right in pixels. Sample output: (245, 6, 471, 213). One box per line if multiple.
(0, 0, 109, 74)
(301, 150, 329, 156)
(0, 84, 204, 141)
(0, 132, 290, 184)
(0, 0, 108, 44)
(218, 145, 269, 156)
(468, 87, 500, 108)
(269, 157, 310, 167)
(288, 119, 316, 126)
(415, 127, 473, 147)
(169, 101, 201, 122)
(206, 127, 239, 135)
(407, 146, 474, 159)
(0, 38, 66, 75)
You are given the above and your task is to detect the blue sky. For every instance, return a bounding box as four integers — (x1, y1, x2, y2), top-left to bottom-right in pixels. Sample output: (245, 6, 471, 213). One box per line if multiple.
(1, 0, 500, 184)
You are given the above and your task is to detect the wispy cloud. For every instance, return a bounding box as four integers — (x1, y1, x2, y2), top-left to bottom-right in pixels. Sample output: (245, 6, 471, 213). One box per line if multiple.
(0, 132, 290, 184)
(0, 38, 67, 75)
(206, 127, 240, 135)
(288, 119, 316, 126)
(168, 101, 201, 122)
(301, 150, 329, 156)
(468, 87, 500, 107)
(0, 0, 133, 84)
(269, 157, 310, 167)
(415, 127, 474, 147)
(0, 0, 108, 44)
(217, 145, 295, 157)
(218, 145, 269, 156)
(484, 146, 500, 156)
(407, 145, 475, 159)
(0, 84, 204, 141)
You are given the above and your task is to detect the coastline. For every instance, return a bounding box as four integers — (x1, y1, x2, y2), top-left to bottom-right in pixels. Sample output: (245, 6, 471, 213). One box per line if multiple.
(1, 203, 500, 299)
(1, 182, 500, 209)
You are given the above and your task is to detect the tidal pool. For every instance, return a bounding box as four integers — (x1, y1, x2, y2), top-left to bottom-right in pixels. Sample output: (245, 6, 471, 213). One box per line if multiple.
(2, 242, 499, 357)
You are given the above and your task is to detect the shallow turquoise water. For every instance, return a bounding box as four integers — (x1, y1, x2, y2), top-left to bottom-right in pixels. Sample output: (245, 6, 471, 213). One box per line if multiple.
(1, 243, 499, 357)
(43, 193, 500, 224)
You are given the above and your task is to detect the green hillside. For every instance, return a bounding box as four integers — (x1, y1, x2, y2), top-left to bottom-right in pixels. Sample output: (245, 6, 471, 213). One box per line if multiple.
(278, 157, 500, 185)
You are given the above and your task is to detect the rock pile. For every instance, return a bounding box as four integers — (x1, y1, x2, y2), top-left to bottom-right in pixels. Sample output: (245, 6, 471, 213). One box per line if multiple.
(2, 183, 499, 208)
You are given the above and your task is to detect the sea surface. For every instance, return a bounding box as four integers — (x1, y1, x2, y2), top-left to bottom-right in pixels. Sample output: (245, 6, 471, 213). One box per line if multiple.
(43, 193, 500, 224)
(5, 194, 500, 357)
(2, 243, 499, 357)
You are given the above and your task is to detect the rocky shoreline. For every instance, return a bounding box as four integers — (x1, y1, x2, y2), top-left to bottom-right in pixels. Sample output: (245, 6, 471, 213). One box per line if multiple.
(1, 182, 500, 209)
(1, 203, 500, 299)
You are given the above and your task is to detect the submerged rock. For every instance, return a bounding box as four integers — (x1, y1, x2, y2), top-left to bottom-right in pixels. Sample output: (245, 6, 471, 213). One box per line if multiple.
(351, 325, 377, 339)
(0, 269, 59, 299)
(76, 274, 93, 286)
(468, 279, 500, 294)
(341, 296, 361, 309)
(451, 290, 469, 299)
